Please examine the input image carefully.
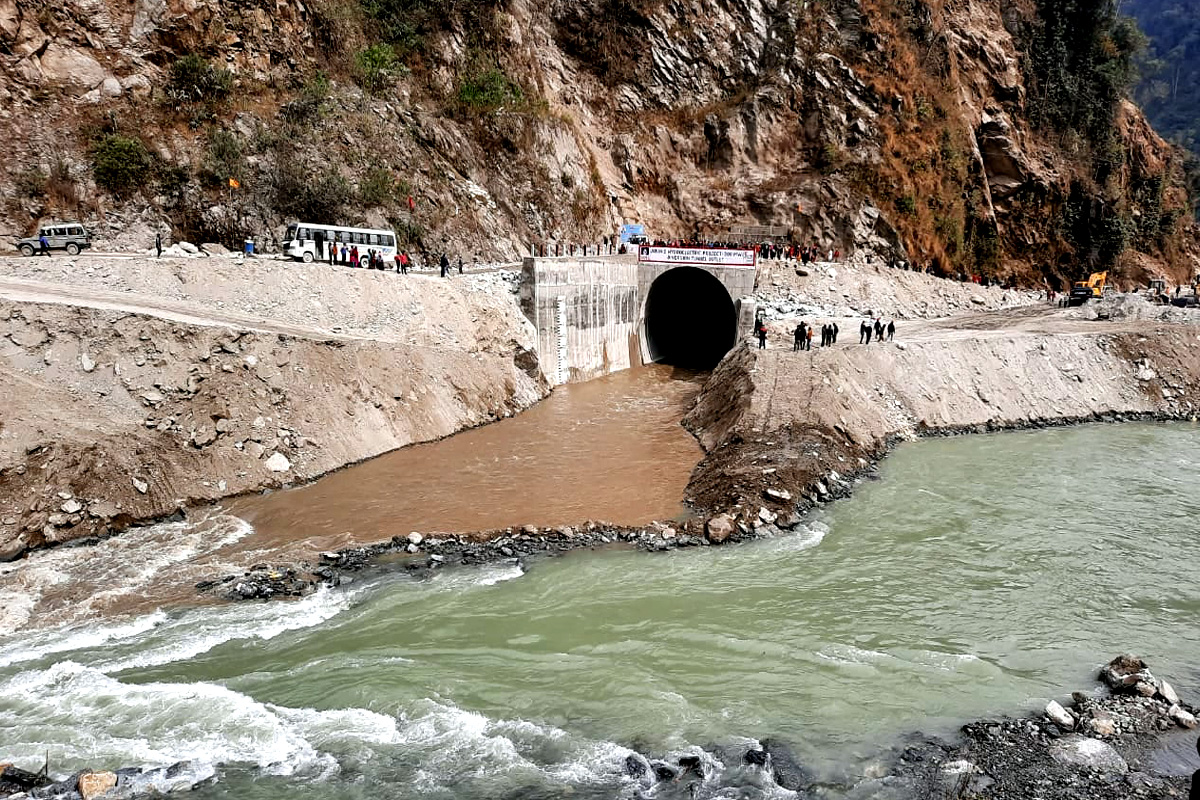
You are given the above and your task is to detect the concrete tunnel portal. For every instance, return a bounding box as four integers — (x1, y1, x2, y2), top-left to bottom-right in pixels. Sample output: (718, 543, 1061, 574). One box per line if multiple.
(643, 266, 739, 370)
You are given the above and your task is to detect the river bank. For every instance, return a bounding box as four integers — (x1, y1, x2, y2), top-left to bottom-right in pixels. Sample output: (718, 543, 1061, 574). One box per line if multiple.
(3, 421, 1200, 800)
(0, 257, 546, 562)
(684, 306, 1200, 525)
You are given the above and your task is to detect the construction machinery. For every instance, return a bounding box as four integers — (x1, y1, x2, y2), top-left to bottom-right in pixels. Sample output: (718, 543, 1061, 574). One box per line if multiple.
(1147, 278, 1170, 305)
(1067, 271, 1107, 306)
(1170, 277, 1200, 309)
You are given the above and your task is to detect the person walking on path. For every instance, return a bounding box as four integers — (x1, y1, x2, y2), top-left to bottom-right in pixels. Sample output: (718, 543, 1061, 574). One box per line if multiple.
(831, 322, 839, 344)
(757, 324, 768, 350)
(457, 256, 463, 275)
(887, 320, 895, 341)
(874, 318, 884, 343)
(39, 233, 50, 256)
(793, 323, 804, 352)
(440, 253, 450, 278)
(155, 233, 162, 258)
(860, 320, 870, 344)
(806, 326, 814, 351)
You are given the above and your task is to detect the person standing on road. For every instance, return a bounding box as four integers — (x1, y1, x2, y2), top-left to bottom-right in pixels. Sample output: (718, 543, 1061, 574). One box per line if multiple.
(832, 322, 839, 344)
(860, 320, 870, 344)
(887, 320, 896, 341)
(757, 324, 768, 350)
(874, 318, 884, 342)
(794, 323, 805, 352)
(155, 233, 162, 258)
(457, 256, 463, 275)
(39, 233, 50, 256)
(806, 326, 814, 351)
(440, 253, 450, 278)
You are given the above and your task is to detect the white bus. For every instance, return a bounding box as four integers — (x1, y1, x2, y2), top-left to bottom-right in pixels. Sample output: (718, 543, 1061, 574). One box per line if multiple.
(282, 222, 400, 263)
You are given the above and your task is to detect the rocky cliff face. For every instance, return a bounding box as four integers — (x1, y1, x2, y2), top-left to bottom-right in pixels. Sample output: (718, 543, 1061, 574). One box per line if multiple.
(0, 0, 1195, 284)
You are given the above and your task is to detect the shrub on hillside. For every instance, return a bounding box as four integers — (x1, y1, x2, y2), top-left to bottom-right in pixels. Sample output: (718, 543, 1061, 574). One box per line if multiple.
(456, 67, 523, 113)
(357, 167, 402, 207)
(14, 167, 47, 198)
(168, 54, 233, 104)
(281, 72, 332, 124)
(354, 44, 400, 95)
(272, 160, 353, 223)
(90, 134, 152, 197)
(201, 130, 246, 188)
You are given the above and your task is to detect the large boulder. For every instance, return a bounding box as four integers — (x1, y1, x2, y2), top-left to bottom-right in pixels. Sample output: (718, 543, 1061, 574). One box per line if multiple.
(39, 44, 111, 94)
(706, 513, 734, 543)
(79, 771, 117, 800)
(1049, 735, 1128, 773)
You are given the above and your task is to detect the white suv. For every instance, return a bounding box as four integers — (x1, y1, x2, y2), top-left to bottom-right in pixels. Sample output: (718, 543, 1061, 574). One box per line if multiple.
(17, 223, 93, 256)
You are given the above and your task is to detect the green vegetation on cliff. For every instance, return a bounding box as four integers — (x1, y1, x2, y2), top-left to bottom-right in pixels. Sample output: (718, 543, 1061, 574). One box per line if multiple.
(1126, 0, 1200, 158)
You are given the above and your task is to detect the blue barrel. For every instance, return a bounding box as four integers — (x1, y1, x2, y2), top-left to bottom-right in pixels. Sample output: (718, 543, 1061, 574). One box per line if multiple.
(244, 240, 255, 254)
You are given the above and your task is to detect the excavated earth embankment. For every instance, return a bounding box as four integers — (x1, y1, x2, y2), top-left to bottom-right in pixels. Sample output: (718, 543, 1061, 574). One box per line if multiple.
(683, 306, 1200, 527)
(0, 256, 546, 561)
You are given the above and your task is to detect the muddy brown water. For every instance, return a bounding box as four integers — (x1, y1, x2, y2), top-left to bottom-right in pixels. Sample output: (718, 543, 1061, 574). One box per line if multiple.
(0, 365, 707, 631)
(224, 364, 706, 556)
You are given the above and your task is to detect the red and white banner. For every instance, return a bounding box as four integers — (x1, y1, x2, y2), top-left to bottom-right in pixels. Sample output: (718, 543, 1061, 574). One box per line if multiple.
(637, 246, 757, 268)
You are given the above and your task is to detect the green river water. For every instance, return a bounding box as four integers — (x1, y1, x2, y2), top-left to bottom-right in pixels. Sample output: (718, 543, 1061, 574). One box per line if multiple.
(2, 422, 1199, 798)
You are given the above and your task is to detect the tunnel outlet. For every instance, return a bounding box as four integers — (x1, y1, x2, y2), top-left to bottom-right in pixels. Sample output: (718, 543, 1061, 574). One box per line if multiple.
(643, 266, 738, 369)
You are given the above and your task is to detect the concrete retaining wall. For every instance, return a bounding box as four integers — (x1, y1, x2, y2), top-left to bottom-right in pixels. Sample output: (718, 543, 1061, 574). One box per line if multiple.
(520, 257, 640, 386)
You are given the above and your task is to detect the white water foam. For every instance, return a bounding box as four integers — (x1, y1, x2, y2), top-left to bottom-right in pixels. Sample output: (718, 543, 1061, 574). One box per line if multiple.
(0, 610, 169, 669)
(0, 513, 255, 634)
(0, 661, 335, 777)
(99, 584, 365, 673)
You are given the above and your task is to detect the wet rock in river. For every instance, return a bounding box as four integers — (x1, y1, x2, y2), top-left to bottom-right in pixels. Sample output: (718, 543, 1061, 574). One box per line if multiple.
(677, 755, 704, 777)
(77, 771, 116, 800)
(623, 754, 648, 779)
(1100, 654, 1154, 692)
(761, 738, 813, 791)
(743, 747, 769, 766)
(650, 761, 677, 782)
(0, 765, 53, 795)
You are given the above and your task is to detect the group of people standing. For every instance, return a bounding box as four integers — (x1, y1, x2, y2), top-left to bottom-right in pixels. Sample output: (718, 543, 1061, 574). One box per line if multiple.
(859, 317, 895, 344)
(320, 240, 466, 277)
(789, 320, 840, 351)
(753, 316, 896, 349)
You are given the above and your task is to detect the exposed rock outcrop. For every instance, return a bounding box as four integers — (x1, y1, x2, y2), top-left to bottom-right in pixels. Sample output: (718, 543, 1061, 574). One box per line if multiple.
(0, 0, 1193, 286)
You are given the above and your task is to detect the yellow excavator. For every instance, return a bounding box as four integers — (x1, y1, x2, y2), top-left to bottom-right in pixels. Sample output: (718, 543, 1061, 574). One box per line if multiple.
(1068, 271, 1107, 306)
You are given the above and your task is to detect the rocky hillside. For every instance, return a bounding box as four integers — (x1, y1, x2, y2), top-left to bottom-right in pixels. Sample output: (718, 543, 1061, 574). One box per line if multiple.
(1, 0, 1197, 285)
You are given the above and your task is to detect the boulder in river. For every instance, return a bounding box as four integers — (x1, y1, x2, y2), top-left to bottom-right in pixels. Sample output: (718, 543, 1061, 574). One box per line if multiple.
(623, 754, 647, 779)
(1100, 654, 1153, 691)
(77, 771, 116, 800)
(650, 761, 677, 782)
(743, 747, 769, 766)
(0, 765, 52, 795)
(761, 738, 813, 791)
(706, 513, 734, 543)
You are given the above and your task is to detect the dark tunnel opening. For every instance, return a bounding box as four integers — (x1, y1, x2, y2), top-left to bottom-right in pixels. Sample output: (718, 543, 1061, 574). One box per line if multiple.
(644, 267, 738, 370)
